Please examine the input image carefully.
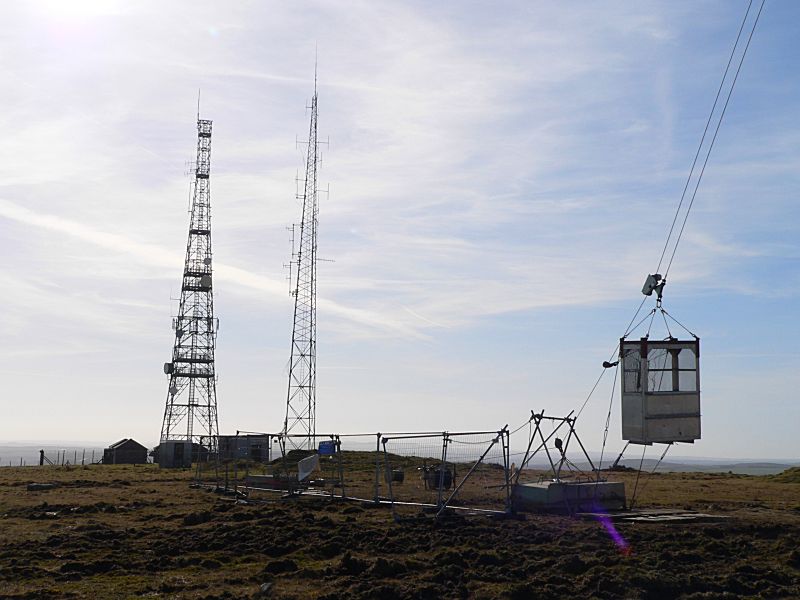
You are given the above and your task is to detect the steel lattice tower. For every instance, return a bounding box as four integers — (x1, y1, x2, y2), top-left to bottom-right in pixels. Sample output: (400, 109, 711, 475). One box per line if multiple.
(160, 117, 219, 455)
(284, 83, 320, 450)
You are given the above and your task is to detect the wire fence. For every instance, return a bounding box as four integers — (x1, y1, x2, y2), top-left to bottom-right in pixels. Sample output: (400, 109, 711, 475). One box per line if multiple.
(193, 427, 512, 519)
(381, 429, 511, 519)
(195, 432, 382, 501)
(0, 447, 106, 467)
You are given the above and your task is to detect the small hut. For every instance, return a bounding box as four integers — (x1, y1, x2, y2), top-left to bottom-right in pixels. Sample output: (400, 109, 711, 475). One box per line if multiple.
(103, 439, 148, 465)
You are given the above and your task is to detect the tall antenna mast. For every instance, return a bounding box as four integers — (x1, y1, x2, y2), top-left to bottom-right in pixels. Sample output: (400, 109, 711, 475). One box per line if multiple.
(160, 114, 220, 461)
(283, 76, 320, 450)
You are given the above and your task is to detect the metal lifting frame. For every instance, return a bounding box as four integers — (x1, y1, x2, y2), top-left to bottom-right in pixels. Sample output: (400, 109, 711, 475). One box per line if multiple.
(514, 411, 597, 486)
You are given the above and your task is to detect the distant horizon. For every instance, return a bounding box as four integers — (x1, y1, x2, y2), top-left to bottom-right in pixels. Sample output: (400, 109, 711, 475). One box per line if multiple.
(0, 440, 797, 465)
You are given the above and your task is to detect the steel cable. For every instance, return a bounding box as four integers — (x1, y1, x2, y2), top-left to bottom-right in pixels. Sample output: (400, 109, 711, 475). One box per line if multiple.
(664, 0, 766, 278)
(655, 0, 755, 275)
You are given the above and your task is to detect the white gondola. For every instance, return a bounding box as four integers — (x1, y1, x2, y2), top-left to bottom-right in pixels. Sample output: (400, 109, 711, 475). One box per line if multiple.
(619, 336, 700, 444)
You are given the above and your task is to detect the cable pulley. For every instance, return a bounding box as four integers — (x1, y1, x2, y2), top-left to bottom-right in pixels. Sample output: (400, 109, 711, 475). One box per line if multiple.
(641, 274, 666, 307)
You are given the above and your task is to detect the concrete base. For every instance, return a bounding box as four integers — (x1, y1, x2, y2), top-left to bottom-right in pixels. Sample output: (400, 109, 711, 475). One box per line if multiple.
(512, 480, 626, 513)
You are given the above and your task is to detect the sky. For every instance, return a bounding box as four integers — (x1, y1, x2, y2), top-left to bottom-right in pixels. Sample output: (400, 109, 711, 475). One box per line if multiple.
(1, 0, 798, 460)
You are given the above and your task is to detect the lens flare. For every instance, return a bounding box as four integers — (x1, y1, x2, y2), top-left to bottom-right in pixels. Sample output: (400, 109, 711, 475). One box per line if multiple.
(593, 503, 631, 555)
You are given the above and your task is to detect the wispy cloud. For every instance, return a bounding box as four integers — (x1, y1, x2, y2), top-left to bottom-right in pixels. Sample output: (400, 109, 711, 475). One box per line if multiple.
(0, 198, 425, 339)
(0, 1, 797, 453)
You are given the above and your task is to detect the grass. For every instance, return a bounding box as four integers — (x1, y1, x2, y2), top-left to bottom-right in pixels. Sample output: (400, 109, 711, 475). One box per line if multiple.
(0, 460, 799, 598)
(770, 466, 800, 484)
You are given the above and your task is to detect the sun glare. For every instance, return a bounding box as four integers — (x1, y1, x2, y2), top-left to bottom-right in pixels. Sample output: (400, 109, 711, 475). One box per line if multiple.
(34, 0, 123, 20)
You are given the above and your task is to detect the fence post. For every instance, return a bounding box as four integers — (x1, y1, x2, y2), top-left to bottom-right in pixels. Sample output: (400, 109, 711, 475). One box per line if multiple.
(233, 432, 239, 497)
(374, 433, 381, 503)
(437, 432, 449, 509)
(504, 429, 512, 513)
(382, 439, 398, 521)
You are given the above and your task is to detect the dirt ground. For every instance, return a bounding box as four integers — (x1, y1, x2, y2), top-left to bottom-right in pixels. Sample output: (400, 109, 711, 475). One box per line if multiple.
(1, 462, 799, 599)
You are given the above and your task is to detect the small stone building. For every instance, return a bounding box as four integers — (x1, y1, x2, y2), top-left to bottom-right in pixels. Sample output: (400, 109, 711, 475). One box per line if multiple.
(103, 438, 148, 465)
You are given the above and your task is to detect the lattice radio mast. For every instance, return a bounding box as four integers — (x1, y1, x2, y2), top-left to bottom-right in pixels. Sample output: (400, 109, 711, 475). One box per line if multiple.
(160, 114, 220, 456)
(283, 77, 321, 450)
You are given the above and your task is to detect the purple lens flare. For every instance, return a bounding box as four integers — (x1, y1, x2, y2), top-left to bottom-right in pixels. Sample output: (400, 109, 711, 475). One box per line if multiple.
(592, 502, 631, 555)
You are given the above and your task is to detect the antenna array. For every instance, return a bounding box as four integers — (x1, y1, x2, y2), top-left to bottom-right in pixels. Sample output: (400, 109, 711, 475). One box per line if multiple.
(283, 83, 321, 450)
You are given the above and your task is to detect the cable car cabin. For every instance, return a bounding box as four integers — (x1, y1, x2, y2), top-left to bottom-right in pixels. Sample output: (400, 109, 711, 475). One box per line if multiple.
(620, 337, 700, 444)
